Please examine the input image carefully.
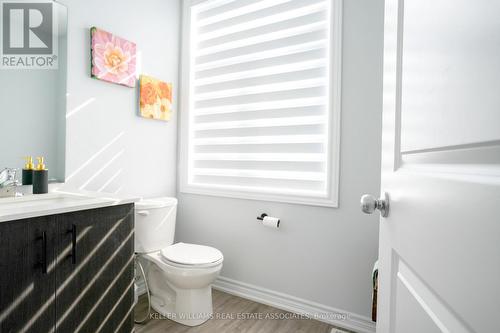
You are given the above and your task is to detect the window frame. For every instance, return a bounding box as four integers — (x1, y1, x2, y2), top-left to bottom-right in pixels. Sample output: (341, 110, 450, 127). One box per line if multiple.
(179, 0, 343, 207)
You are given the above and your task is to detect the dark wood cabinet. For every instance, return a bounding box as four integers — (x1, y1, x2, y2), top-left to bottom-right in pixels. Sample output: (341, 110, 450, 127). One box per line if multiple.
(0, 204, 134, 333)
(0, 215, 56, 333)
(55, 205, 135, 333)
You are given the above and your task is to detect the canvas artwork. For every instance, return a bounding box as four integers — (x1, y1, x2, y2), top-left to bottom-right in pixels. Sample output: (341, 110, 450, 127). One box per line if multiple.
(139, 75, 173, 121)
(90, 27, 137, 87)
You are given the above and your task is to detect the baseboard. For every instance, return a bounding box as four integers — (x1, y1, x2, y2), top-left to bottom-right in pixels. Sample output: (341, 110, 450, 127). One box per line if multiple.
(331, 328, 354, 333)
(213, 276, 376, 333)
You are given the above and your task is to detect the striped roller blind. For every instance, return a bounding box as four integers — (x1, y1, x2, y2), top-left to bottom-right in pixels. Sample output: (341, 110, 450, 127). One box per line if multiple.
(181, 0, 341, 206)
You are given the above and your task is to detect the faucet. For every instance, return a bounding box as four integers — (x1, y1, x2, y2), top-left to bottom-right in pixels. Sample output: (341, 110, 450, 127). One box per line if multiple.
(0, 168, 23, 197)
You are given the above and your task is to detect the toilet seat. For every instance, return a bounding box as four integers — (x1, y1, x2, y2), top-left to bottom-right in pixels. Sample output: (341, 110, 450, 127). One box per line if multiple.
(160, 257, 223, 269)
(160, 242, 223, 268)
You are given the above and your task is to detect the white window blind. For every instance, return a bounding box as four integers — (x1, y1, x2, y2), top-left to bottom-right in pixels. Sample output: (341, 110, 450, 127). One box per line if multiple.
(180, 0, 342, 207)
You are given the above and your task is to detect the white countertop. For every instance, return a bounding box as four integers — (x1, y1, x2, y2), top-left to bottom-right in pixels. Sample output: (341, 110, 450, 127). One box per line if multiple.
(0, 187, 139, 223)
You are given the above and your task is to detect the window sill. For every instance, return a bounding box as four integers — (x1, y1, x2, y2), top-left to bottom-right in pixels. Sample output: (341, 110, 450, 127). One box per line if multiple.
(179, 183, 339, 208)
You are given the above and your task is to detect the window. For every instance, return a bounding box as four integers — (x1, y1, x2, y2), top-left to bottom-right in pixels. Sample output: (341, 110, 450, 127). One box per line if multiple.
(180, 0, 342, 207)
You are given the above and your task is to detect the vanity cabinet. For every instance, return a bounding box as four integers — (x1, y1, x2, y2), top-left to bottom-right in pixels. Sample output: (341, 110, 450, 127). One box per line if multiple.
(0, 204, 134, 333)
(0, 215, 57, 333)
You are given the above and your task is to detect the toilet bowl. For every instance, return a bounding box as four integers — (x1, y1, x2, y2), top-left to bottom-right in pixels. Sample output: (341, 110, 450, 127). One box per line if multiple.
(134, 197, 223, 326)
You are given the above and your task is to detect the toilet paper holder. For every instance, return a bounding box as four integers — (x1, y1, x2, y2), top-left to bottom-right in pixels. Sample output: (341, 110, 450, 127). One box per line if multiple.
(256, 213, 281, 228)
(257, 213, 268, 221)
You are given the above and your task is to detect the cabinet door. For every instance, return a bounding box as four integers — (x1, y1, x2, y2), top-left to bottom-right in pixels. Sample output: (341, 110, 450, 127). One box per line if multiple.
(0, 216, 56, 333)
(55, 204, 134, 333)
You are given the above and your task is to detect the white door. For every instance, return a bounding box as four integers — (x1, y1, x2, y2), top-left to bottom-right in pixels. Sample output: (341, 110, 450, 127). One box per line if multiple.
(374, 1, 500, 332)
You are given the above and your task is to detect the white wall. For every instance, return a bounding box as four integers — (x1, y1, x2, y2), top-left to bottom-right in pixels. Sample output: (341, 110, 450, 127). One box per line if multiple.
(176, 0, 384, 323)
(61, 0, 180, 197)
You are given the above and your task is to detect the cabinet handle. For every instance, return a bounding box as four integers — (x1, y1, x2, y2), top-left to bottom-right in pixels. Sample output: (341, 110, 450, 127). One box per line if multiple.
(68, 224, 77, 265)
(37, 231, 48, 274)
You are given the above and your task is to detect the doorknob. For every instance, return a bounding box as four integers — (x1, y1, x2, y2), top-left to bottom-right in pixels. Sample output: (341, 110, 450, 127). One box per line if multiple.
(361, 192, 390, 217)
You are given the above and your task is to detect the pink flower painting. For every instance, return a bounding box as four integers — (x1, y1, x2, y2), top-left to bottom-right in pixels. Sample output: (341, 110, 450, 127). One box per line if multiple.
(90, 27, 136, 87)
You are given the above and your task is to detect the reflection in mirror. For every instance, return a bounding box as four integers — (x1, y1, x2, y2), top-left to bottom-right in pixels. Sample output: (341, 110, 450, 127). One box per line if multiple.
(0, 1, 67, 182)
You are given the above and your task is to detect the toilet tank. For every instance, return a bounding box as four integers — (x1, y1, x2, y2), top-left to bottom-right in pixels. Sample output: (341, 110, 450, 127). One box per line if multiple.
(134, 197, 178, 253)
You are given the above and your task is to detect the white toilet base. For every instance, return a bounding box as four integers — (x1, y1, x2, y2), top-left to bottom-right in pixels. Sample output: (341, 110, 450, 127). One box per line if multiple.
(144, 253, 222, 327)
(150, 287, 213, 326)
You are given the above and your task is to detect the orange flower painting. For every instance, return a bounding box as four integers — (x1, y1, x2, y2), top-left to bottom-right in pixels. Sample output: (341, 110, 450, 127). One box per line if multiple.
(139, 75, 173, 121)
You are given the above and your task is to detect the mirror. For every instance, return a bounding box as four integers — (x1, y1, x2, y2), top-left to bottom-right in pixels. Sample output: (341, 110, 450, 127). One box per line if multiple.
(0, 1, 67, 182)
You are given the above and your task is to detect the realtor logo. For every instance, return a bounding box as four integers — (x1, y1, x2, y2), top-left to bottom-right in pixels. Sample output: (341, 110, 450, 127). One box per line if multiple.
(1, 0, 58, 69)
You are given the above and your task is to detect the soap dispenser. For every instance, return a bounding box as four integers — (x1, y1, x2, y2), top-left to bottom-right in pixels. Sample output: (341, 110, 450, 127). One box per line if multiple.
(33, 157, 48, 194)
(22, 156, 34, 185)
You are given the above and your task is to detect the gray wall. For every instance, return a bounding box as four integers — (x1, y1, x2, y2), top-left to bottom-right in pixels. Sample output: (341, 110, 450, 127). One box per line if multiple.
(176, 0, 384, 319)
(60, 0, 180, 197)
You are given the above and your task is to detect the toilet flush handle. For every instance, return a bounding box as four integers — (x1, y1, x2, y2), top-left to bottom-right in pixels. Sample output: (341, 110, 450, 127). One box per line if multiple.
(137, 210, 150, 216)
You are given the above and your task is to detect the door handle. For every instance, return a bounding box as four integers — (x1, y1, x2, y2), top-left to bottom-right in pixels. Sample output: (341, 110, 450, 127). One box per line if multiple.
(68, 224, 77, 264)
(361, 192, 390, 217)
(36, 231, 48, 274)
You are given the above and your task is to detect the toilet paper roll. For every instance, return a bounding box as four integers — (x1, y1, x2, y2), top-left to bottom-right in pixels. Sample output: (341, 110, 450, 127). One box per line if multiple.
(262, 216, 280, 229)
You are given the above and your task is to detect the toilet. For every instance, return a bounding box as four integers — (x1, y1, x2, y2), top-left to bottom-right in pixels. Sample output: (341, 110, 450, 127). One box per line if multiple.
(134, 197, 223, 326)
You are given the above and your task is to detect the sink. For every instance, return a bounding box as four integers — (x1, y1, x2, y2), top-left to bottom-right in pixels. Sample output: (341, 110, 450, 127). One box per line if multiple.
(0, 192, 91, 210)
(0, 190, 137, 223)
(0, 192, 97, 222)
(0, 186, 23, 198)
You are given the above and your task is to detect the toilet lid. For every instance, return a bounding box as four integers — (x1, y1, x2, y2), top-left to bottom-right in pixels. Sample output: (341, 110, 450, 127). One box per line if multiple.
(161, 242, 223, 266)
